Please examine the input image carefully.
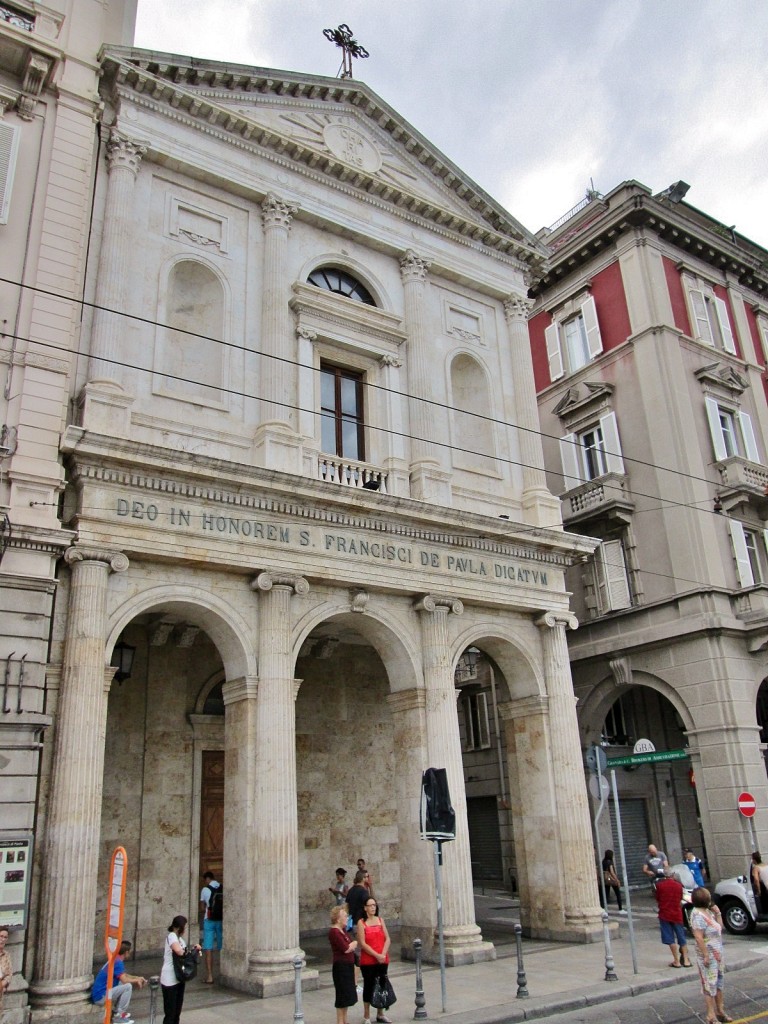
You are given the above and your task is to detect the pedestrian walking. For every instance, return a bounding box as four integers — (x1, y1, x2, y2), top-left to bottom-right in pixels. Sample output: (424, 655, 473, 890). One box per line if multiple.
(654, 867, 692, 969)
(328, 905, 358, 1024)
(690, 887, 731, 1023)
(198, 871, 222, 984)
(601, 850, 625, 913)
(684, 848, 706, 887)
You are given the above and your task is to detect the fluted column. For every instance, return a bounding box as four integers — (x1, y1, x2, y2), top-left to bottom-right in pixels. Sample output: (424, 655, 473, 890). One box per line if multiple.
(88, 131, 145, 382)
(260, 194, 298, 427)
(414, 595, 494, 964)
(30, 547, 129, 1007)
(220, 675, 259, 987)
(503, 295, 561, 526)
(378, 354, 409, 496)
(386, 689, 435, 953)
(400, 251, 436, 466)
(247, 571, 317, 996)
(536, 612, 603, 933)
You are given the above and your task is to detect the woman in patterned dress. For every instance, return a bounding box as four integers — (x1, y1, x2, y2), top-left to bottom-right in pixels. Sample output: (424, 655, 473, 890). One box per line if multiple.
(690, 887, 732, 1024)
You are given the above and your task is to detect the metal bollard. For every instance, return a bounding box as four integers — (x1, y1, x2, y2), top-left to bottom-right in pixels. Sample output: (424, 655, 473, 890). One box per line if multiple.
(412, 938, 427, 1020)
(292, 955, 304, 1024)
(514, 924, 528, 998)
(602, 912, 618, 982)
(148, 976, 160, 1024)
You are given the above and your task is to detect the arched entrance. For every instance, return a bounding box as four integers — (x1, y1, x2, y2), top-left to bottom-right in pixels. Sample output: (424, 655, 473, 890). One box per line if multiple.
(580, 674, 703, 886)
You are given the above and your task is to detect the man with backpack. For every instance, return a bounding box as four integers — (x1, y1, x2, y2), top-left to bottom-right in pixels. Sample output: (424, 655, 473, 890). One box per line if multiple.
(199, 870, 223, 984)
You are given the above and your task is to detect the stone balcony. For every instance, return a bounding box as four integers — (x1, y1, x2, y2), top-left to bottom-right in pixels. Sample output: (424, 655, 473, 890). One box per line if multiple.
(561, 472, 634, 528)
(717, 456, 768, 514)
(317, 454, 388, 493)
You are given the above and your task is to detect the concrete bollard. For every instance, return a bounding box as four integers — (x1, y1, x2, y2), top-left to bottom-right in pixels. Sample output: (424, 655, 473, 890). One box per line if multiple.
(514, 923, 529, 998)
(293, 955, 304, 1024)
(602, 912, 618, 982)
(412, 938, 427, 1020)
(148, 976, 160, 1024)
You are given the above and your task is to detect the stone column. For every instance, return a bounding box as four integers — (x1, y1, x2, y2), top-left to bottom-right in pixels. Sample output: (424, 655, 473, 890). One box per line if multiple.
(378, 354, 409, 496)
(88, 131, 145, 383)
(535, 612, 603, 937)
(220, 676, 258, 987)
(498, 695, 566, 938)
(414, 595, 494, 964)
(386, 689, 435, 954)
(259, 193, 298, 425)
(80, 131, 144, 434)
(30, 547, 129, 1009)
(503, 295, 561, 527)
(246, 572, 318, 996)
(400, 251, 451, 503)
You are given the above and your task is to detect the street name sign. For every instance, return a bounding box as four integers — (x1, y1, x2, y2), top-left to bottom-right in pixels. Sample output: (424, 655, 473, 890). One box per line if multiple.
(606, 748, 688, 768)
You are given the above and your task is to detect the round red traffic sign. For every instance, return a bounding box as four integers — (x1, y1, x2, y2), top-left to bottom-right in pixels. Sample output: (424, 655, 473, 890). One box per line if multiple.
(738, 792, 757, 817)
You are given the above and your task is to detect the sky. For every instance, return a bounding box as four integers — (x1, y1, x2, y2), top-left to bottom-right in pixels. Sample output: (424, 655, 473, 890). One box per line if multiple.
(133, 0, 768, 248)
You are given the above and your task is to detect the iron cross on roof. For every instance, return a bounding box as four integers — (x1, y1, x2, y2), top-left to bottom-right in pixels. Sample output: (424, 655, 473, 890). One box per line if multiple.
(323, 24, 370, 79)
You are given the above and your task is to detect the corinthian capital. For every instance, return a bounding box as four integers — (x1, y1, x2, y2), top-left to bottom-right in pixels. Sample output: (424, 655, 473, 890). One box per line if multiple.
(262, 193, 299, 230)
(251, 571, 310, 596)
(64, 547, 129, 573)
(105, 130, 146, 176)
(399, 250, 431, 283)
(503, 294, 534, 322)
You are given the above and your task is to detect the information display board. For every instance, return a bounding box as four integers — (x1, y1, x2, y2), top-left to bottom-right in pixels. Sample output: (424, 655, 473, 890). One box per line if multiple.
(0, 836, 33, 927)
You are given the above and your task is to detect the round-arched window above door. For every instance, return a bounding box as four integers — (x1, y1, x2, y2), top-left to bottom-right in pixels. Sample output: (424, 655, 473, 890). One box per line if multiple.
(308, 266, 376, 306)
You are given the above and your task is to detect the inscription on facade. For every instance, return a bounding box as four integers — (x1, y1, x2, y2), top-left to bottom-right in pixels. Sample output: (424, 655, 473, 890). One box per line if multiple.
(115, 497, 550, 586)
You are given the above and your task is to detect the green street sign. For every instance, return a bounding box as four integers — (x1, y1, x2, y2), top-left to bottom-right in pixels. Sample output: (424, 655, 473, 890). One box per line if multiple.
(605, 748, 688, 768)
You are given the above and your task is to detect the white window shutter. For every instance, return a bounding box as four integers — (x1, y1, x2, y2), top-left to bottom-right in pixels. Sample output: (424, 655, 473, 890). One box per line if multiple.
(581, 295, 603, 357)
(728, 519, 755, 588)
(544, 322, 564, 382)
(599, 411, 625, 474)
(477, 692, 490, 747)
(760, 322, 768, 364)
(705, 396, 727, 461)
(599, 540, 632, 610)
(737, 411, 760, 463)
(714, 296, 736, 354)
(559, 433, 582, 491)
(0, 122, 20, 226)
(689, 288, 714, 345)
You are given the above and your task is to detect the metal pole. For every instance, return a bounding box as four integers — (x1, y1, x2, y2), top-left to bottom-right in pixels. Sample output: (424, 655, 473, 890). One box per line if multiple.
(611, 769, 638, 974)
(292, 955, 304, 1024)
(513, 924, 528, 998)
(148, 976, 159, 1024)
(433, 841, 447, 1013)
(413, 938, 427, 1019)
(601, 911, 618, 981)
(593, 766, 608, 912)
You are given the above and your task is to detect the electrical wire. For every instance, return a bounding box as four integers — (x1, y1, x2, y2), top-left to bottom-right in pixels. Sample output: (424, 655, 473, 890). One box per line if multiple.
(0, 279, 756, 592)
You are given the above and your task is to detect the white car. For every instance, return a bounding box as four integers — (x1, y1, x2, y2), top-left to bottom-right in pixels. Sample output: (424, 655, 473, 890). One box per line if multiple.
(713, 874, 765, 934)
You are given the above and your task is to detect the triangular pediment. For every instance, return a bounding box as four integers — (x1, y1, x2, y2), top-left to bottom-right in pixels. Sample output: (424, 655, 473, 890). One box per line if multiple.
(100, 47, 547, 268)
(553, 381, 614, 418)
(694, 361, 749, 396)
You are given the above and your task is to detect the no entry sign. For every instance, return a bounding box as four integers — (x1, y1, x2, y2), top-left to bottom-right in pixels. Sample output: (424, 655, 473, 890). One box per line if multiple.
(738, 792, 757, 817)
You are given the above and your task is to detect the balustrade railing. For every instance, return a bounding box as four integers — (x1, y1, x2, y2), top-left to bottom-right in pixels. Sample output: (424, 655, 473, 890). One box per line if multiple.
(317, 455, 388, 494)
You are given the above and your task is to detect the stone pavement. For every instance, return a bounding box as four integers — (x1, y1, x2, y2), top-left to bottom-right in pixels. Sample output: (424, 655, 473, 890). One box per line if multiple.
(121, 891, 768, 1024)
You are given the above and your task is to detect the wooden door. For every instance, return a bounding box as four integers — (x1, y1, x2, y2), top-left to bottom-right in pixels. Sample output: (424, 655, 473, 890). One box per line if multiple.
(199, 750, 225, 883)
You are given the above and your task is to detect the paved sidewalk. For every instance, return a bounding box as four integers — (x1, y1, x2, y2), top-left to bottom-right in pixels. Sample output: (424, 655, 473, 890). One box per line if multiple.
(123, 893, 768, 1024)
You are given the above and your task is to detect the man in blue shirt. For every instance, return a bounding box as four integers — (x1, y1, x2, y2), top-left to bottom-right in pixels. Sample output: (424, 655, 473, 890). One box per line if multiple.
(684, 848, 706, 888)
(91, 940, 146, 1023)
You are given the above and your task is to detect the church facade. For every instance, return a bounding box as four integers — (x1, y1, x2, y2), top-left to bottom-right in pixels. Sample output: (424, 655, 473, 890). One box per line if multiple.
(2, 5, 606, 1019)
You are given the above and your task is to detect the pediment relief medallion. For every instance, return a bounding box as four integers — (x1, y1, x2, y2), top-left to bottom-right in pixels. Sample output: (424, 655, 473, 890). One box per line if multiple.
(694, 361, 749, 398)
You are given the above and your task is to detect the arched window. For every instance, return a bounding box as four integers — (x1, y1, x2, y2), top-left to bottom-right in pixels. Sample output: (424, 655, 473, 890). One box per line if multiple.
(308, 266, 376, 306)
(159, 260, 224, 401)
(450, 354, 496, 469)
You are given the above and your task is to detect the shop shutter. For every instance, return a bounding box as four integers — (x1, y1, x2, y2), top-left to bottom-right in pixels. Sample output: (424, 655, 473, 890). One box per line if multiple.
(609, 797, 651, 888)
(466, 796, 503, 882)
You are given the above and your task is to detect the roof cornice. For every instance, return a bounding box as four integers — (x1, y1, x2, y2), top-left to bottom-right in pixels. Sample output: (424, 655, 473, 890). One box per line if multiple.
(530, 189, 767, 297)
(99, 47, 548, 270)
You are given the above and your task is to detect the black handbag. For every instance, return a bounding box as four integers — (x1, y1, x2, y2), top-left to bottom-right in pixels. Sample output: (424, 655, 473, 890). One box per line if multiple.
(371, 975, 396, 1009)
(172, 947, 199, 983)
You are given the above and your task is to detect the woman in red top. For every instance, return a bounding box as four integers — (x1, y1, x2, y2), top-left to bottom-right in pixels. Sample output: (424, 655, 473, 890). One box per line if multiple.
(357, 897, 392, 1024)
(328, 906, 358, 1024)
